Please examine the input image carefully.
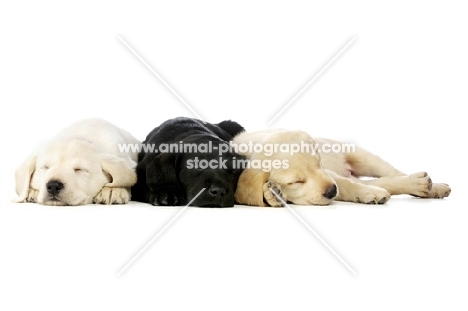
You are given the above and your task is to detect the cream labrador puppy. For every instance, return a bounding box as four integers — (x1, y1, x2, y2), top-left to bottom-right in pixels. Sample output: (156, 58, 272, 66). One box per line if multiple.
(233, 129, 451, 206)
(14, 118, 139, 206)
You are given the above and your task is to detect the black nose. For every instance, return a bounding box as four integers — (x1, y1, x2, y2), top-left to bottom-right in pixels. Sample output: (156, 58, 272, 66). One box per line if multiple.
(323, 184, 337, 199)
(46, 180, 64, 196)
(208, 185, 226, 197)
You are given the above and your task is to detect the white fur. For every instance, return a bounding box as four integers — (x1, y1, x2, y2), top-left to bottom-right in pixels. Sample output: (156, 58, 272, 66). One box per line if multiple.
(14, 119, 139, 206)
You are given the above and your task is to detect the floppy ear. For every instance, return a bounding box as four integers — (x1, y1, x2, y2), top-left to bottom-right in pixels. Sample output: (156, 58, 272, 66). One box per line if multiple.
(146, 153, 180, 187)
(14, 155, 37, 202)
(234, 168, 270, 207)
(217, 120, 245, 138)
(101, 155, 137, 187)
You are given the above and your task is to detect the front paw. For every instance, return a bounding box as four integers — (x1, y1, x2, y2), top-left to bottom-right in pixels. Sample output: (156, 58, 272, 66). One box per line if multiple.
(263, 181, 285, 207)
(354, 185, 390, 204)
(26, 188, 39, 203)
(94, 186, 131, 204)
(149, 189, 185, 206)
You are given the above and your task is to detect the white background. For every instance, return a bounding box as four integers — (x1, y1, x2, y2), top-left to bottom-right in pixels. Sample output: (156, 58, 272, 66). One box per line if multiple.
(1, 1, 467, 310)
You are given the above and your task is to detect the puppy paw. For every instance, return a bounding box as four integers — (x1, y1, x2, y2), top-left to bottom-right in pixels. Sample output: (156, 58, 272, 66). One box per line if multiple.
(26, 188, 39, 203)
(355, 185, 390, 204)
(417, 183, 451, 199)
(149, 190, 185, 206)
(94, 186, 130, 204)
(263, 181, 285, 207)
(405, 172, 432, 197)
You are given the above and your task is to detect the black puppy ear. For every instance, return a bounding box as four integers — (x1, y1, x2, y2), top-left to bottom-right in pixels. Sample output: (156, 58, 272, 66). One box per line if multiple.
(146, 153, 180, 186)
(217, 120, 245, 138)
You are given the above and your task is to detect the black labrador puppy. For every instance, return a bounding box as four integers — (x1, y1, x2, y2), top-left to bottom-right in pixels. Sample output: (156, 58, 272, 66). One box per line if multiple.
(132, 117, 245, 207)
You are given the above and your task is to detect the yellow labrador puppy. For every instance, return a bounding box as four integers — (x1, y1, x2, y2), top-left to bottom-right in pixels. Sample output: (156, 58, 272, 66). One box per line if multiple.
(14, 118, 139, 206)
(233, 129, 451, 206)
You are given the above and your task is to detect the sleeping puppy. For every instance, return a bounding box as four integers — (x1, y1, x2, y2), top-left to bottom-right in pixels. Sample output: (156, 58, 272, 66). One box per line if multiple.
(15, 118, 139, 205)
(132, 117, 245, 207)
(233, 129, 451, 206)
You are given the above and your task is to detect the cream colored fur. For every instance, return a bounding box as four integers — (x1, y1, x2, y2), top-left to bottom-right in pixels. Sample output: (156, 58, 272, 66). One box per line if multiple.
(233, 129, 451, 206)
(14, 118, 139, 206)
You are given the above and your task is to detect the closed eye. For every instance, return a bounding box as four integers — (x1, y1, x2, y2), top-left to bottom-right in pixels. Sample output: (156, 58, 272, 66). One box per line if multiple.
(41, 165, 49, 170)
(74, 168, 89, 173)
(287, 180, 306, 185)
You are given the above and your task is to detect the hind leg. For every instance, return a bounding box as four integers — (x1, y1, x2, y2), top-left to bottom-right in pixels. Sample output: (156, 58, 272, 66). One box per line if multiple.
(353, 175, 450, 199)
(345, 146, 450, 198)
(413, 183, 451, 199)
(351, 172, 432, 196)
(345, 146, 406, 178)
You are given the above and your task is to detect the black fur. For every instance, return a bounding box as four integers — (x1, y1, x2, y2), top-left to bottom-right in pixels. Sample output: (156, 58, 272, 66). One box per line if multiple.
(132, 117, 245, 207)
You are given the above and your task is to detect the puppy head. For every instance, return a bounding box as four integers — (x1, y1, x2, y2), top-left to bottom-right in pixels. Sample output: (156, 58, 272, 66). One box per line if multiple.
(179, 146, 243, 207)
(16, 137, 135, 206)
(145, 137, 244, 207)
(234, 130, 337, 206)
(269, 152, 337, 205)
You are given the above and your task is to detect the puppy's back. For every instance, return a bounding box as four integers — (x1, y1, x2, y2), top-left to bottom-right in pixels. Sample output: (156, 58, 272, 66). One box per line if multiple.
(56, 118, 140, 162)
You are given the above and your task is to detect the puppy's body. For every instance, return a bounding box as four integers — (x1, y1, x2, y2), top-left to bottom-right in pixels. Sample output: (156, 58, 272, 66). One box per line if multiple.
(15, 118, 139, 206)
(132, 117, 245, 207)
(233, 129, 451, 206)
